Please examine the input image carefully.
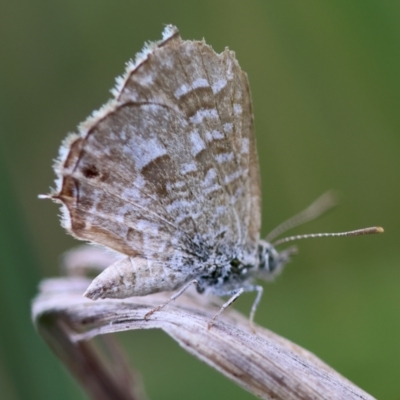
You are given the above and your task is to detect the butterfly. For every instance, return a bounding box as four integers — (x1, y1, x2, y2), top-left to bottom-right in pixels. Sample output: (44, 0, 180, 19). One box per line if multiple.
(42, 25, 382, 329)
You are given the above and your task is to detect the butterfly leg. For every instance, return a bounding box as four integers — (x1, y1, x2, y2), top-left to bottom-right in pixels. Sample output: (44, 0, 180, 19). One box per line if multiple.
(208, 285, 263, 331)
(249, 285, 263, 332)
(208, 288, 244, 330)
(144, 279, 198, 320)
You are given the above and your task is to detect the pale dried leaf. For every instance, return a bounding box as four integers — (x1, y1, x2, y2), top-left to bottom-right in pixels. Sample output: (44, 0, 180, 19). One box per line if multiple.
(32, 277, 375, 400)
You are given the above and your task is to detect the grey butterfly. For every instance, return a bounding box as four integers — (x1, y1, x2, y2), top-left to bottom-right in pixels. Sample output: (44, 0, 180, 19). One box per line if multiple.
(43, 25, 382, 328)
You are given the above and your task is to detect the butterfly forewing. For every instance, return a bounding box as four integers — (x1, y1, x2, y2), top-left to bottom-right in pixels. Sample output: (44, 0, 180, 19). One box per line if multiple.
(53, 26, 261, 270)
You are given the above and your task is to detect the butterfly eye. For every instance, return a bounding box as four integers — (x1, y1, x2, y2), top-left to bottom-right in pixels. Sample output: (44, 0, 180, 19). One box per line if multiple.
(230, 258, 241, 273)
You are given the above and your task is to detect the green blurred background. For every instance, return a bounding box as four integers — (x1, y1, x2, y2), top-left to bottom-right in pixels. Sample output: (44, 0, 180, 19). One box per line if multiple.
(1, 1, 399, 399)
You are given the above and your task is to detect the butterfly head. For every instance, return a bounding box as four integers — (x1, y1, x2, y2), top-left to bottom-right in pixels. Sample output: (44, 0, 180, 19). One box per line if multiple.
(256, 240, 297, 281)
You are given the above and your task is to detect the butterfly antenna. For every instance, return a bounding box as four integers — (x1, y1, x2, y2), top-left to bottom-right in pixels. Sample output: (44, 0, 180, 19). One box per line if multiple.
(266, 190, 339, 242)
(272, 226, 384, 247)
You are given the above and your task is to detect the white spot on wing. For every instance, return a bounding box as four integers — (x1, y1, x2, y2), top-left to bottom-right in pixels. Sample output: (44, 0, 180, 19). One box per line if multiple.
(136, 219, 159, 235)
(134, 174, 146, 189)
(205, 130, 224, 142)
(233, 103, 242, 115)
(225, 170, 242, 184)
(215, 152, 234, 164)
(232, 186, 244, 203)
(190, 130, 206, 156)
(60, 204, 72, 230)
(192, 78, 209, 89)
(223, 123, 233, 134)
(190, 108, 218, 125)
(204, 184, 221, 195)
(225, 57, 234, 80)
(138, 72, 155, 86)
(202, 169, 220, 195)
(203, 168, 217, 186)
(126, 137, 167, 170)
(174, 84, 190, 98)
(211, 79, 227, 94)
(174, 78, 209, 99)
(166, 181, 185, 191)
(180, 162, 197, 174)
(166, 199, 195, 212)
(215, 205, 227, 216)
(241, 138, 249, 154)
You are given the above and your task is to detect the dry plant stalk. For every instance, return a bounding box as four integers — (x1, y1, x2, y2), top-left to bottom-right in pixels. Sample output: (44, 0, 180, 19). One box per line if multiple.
(32, 276, 375, 400)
